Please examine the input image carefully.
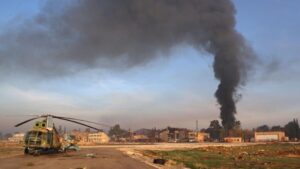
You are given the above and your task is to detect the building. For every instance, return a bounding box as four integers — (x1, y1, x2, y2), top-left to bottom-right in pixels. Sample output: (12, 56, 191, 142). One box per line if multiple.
(133, 134, 149, 142)
(71, 130, 89, 144)
(197, 132, 210, 142)
(8, 133, 25, 143)
(187, 131, 210, 142)
(133, 128, 160, 142)
(255, 131, 288, 142)
(88, 132, 110, 143)
(188, 131, 197, 142)
(159, 127, 189, 142)
(224, 137, 243, 143)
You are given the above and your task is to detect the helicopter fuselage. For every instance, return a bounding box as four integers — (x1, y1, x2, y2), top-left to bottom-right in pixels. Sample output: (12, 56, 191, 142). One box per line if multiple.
(23, 120, 62, 155)
(15, 114, 103, 155)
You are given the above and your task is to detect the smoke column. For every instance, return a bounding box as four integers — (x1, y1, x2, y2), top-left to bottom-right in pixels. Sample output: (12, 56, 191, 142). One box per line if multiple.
(0, 0, 255, 129)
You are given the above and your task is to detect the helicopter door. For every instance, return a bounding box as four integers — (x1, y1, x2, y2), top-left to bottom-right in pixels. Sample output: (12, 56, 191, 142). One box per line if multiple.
(47, 132, 53, 146)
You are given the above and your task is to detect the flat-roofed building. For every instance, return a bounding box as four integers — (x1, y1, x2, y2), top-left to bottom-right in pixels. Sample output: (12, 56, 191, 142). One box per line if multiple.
(255, 131, 288, 142)
(188, 131, 197, 142)
(159, 127, 189, 142)
(88, 132, 110, 143)
(71, 131, 89, 144)
(133, 128, 160, 142)
(197, 132, 210, 142)
(224, 137, 243, 143)
(188, 132, 210, 142)
(8, 133, 25, 143)
(133, 134, 149, 142)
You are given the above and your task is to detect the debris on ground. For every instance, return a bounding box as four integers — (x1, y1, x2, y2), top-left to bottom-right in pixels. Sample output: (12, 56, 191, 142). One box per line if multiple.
(256, 149, 265, 155)
(237, 151, 249, 160)
(65, 145, 80, 151)
(26, 162, 34, 166)
(85, 153, 96, 158)
(153, 158, 166, 165)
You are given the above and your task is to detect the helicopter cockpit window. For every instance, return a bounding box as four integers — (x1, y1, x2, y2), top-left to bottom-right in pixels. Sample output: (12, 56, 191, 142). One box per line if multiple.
(37, 132, 42, 137)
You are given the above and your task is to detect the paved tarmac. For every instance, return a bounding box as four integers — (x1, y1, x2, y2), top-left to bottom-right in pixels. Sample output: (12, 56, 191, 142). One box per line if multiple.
(0, 147, 156, 169)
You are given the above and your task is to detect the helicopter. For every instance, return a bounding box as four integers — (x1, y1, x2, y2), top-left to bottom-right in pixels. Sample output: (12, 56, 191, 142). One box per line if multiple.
(14, 114, 108, 155)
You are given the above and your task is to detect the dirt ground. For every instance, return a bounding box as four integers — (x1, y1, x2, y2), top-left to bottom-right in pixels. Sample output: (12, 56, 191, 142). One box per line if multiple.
(142, 143, 300, 169)
(0, 143, 258, 169)
(0, 147, 156, 169)
(0, 142, 282, 169)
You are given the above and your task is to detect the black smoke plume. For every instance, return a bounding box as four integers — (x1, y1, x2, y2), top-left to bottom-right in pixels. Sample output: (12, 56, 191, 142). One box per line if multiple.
(0, 0, 255, 130)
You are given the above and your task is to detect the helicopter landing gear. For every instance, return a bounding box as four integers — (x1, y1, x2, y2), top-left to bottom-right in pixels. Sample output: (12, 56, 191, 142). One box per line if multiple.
(24, 147, 29, 155)
(33, 150, 41, 156)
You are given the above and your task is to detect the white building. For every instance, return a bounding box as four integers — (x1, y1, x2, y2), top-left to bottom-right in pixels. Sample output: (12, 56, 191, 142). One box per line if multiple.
(255, 131, 288, 142)
(8, 133, 25, 143)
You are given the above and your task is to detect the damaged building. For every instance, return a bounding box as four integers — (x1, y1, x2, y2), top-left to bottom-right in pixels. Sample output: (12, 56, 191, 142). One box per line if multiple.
(159, 127, 189, 142)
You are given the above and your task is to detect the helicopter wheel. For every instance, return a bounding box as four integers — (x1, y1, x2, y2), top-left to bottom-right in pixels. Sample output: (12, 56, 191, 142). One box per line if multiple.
(33, 150, 41, 156)
(60, 148, 66, 153)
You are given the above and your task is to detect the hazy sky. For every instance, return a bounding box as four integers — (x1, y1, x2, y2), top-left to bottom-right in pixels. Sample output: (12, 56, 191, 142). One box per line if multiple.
(0, 0, 299, 133)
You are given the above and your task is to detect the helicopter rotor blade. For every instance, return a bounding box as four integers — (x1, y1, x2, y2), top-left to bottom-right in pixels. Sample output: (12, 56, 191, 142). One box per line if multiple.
(52, 115, 111, 128)
(53, 117, 102, 131)
(5, 114, 40, 117)
(14, 117, 40, 127)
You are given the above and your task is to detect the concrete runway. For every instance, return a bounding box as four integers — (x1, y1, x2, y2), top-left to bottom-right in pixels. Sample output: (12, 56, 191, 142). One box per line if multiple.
(0, 147, 156, 169)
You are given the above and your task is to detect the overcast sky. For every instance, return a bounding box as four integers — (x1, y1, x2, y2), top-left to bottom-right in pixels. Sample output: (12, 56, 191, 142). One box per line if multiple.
(0, 0, 299, 133)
